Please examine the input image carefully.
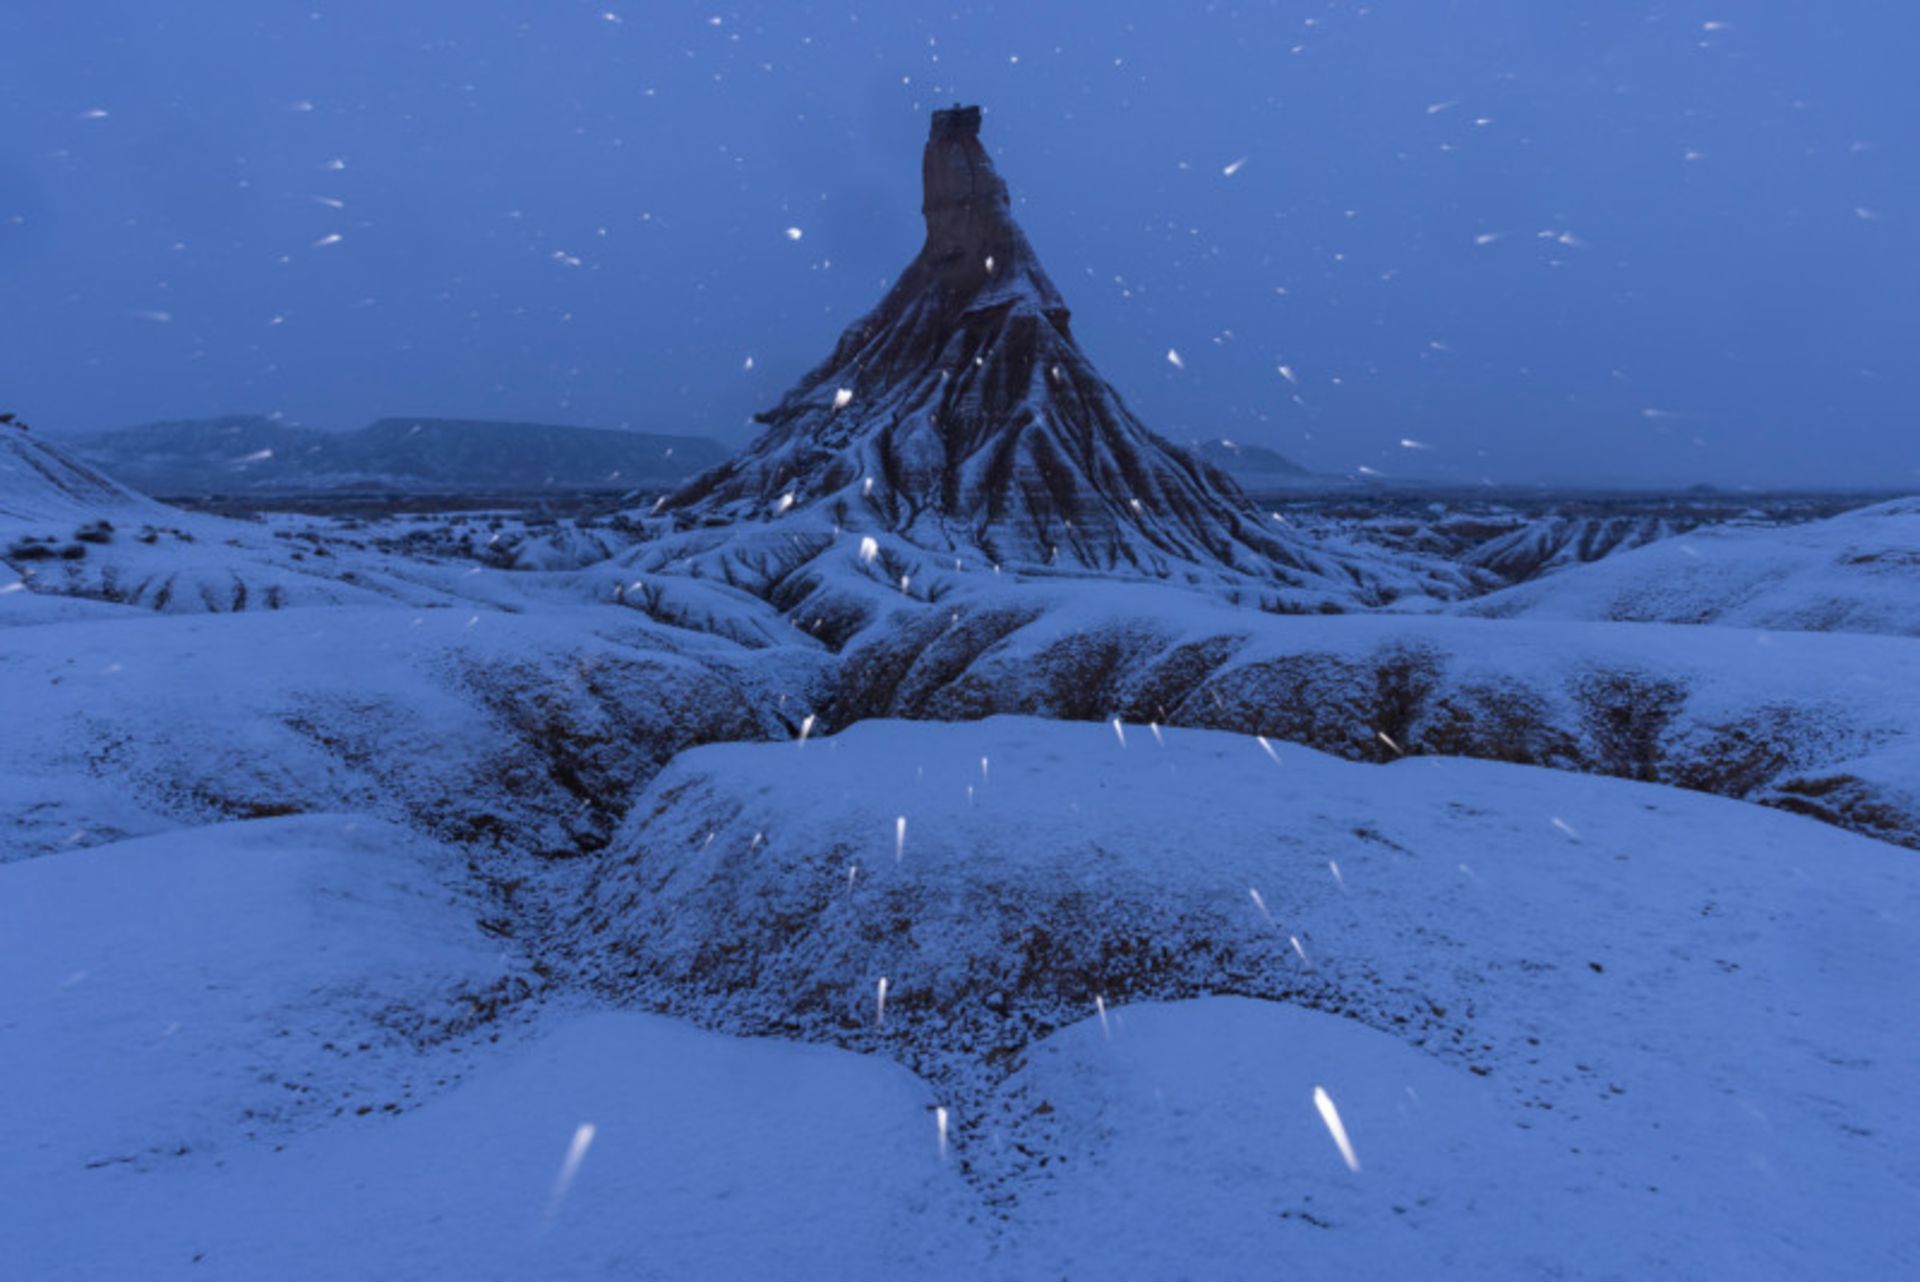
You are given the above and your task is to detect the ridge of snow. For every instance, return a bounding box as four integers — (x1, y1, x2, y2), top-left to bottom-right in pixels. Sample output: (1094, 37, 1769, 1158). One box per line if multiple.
(1464, 496, 1920, 635)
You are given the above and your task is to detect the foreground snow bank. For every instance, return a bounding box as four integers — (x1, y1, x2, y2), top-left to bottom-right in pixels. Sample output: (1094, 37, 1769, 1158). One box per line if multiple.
(12, 1010, 985, 1281)
(12, 721, 1920, 1277)
(573, 715, 1920, 1273)
(2, 817, 515, 1178)
(4, 812, 990, 1280)
(997, 996, 1902, 1278)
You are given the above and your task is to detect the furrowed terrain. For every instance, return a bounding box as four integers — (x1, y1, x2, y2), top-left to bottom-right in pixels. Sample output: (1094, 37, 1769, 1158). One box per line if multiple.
(6, 104, 1918, 1279)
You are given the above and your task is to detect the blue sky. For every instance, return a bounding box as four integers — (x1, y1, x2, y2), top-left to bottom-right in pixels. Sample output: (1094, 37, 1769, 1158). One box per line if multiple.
(1, 1, 1914, 487)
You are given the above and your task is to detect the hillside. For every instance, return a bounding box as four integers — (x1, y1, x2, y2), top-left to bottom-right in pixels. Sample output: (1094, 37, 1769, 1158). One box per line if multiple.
(1188, 437, 1312, 481)
(1465, 497, 1920, 635)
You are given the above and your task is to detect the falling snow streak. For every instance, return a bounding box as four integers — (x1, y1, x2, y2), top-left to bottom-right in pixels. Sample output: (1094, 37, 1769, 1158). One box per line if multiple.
(545, 1123, 597, 1220)
(1312, 1087, 1361, 1172)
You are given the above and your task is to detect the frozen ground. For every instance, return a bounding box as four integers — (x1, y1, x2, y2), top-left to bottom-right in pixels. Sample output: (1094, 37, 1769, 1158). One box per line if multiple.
(6, 430, 1920, 1277)
(1, 817, 979, 1280)
(0, 603, 818, 864)
(7, 721, 1917, 1278)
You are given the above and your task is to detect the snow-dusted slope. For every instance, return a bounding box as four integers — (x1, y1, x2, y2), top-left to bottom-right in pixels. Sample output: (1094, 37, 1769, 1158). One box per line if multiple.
(1465, 496, 1920, 634)
(10, 548, 1917, 860)
(1461, 510, 1690, 581)
(1270, 495, 1880, 595)
(376, 510, 642, 573)
(1, 512, 538, 614)
(0, 605, 820, 863)
(1, 427, 562, 614)
(814, 575, 1920, 847)
(0, 424, 162, 524)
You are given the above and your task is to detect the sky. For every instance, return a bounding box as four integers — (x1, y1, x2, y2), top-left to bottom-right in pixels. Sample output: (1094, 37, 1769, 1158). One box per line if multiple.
(0, 0, 1914, 489)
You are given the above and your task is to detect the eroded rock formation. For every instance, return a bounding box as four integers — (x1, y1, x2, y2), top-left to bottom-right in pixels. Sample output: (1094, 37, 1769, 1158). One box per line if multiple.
(665, 106, 1341, 585)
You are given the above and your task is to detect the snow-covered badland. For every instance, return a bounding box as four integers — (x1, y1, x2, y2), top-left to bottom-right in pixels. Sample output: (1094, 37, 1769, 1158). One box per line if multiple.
(5, 108, 1917, 1279)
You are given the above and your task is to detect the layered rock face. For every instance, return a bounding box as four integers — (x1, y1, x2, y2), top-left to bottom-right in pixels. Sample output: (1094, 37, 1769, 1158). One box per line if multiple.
(666, 106, 1336, 584)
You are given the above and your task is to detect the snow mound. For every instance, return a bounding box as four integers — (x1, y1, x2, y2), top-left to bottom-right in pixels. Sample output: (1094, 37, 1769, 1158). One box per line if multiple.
(10, 1010, 985, 1282)
(999, 996, 1914, 1277)
(2, 819, 984, 1281)
(11, 722, 1918, 1277)
(0, 816, 514, 1177)
(565, 715, 1920, 1274)
(1464, 496, 1920, 635)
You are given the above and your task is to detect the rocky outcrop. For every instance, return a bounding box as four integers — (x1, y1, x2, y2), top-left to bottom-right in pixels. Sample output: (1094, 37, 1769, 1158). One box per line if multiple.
(661, 106, 1356, 590)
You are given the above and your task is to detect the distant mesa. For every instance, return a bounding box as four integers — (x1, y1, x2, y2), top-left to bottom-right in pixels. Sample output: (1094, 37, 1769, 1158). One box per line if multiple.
(1189, 438, 1312, 480)
(660, 104, 1342, 584)
(54, 415, 731, 497)
(345, 418, 729, 492)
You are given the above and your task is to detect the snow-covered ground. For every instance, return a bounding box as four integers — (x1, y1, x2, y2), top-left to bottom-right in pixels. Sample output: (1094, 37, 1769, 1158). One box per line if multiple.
(2, 816, 980, 1280)
(3, 427, 568, 614)
(811, 570, 1920, 849)
(8, 425, 1920, 1277)
(1465, 496, 1920, 635)
(0, 603, 818, 863)
(9, 720, 1917, 1278)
